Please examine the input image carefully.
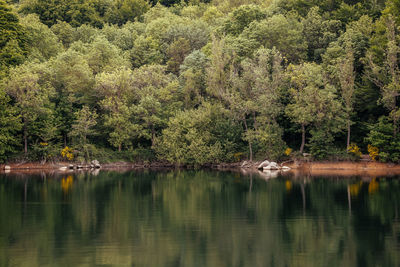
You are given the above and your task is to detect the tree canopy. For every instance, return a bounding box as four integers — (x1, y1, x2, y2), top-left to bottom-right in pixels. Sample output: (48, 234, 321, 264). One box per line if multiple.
(0, 0, 399, 164)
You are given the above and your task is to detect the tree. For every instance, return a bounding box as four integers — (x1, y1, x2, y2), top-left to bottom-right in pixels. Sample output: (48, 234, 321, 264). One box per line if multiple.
(95, 68, 138, 151)
(222, 4, 266, 36)
(0, 87, 21, 162)
(129, 36, 163, 68)
(20, 0, 107, 28)
(48, 48, 95, 145)
(19, 14, 63, 61)
(156, 102, 240, 165)
(106, 0, 150, 26)
(302, 7, 341, 62)
(70, 105, 98, 160)
(229, 48, 285, 160)
(166, 37, 191, 75)
(285, 63, 344, 155)
(180, 50, 208, 108)
(206, 36, 233, 100)
(4, 61, 55, 155)
(85, 36, 130, 75)
(338, 43, 356, 148)
(0, 0, 27, 75)
(130, 65, 181, 147)
(240, 14, 307, 62)
(365, 15, 400, 136)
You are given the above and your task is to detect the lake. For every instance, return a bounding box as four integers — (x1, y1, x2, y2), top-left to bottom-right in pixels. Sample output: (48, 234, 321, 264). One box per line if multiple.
(0, 169, 399, 266)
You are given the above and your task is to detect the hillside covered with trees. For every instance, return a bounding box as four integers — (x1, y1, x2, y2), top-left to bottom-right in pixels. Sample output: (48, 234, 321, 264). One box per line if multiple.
(0, 0, 400, 165)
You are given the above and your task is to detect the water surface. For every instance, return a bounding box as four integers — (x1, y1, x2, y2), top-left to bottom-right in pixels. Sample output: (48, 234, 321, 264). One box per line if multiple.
(0, 170, 399, 266)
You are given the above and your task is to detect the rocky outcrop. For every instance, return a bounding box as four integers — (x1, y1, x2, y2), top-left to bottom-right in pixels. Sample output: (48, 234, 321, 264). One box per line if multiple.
(257, 160, 270, 169)
(263, 162, 280, 170)
(91, 160, 101, 169)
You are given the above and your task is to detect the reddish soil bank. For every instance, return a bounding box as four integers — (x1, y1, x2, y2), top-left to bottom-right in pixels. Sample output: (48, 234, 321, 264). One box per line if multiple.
(0, 161, 174, 173)
(286, 161, 400, 177)
(1, 161, 400, 178)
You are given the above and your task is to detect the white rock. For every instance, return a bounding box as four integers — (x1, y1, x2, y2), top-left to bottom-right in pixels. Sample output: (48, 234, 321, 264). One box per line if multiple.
(59, 166, 68, 171)
(257, 160, 270, 169)
(281, 166, 291, 170)
(262, 170, 280, 179)
(4, 165, 10, 170)
(263, 162, 279, 170)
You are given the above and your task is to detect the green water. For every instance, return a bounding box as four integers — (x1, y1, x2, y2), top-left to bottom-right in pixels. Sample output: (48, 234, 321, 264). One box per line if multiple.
(0, 170, 399, 267)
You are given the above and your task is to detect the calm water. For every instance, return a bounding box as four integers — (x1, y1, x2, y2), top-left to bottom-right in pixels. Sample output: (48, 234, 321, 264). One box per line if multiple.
(0, 170, 399, 267)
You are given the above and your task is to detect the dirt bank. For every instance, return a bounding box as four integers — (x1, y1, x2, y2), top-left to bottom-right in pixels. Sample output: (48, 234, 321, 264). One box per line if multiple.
(1, 160, 400, 178)
(285, 161, 400, 177)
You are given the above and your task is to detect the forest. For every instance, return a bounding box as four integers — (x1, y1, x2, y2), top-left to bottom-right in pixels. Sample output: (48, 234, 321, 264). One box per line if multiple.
(0, 0, 400, 165)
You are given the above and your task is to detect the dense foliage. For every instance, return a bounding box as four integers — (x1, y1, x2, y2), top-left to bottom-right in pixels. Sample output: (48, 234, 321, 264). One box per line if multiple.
(1, 0, 400, 164)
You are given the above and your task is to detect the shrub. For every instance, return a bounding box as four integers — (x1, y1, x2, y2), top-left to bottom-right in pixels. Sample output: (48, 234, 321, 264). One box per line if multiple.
(365, 116, 400, 162)
(347, 143, 362, 158)
(367, 144, 379, 161)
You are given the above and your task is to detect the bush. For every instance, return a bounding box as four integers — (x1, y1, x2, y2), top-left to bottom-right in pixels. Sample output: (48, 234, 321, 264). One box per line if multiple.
(365, 116, 400, 162)
(155, 102, 242, 166)
(30, 142, 61, 162)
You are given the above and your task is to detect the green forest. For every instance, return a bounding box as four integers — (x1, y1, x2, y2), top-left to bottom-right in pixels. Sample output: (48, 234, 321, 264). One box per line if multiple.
(1, 0, 400, 164)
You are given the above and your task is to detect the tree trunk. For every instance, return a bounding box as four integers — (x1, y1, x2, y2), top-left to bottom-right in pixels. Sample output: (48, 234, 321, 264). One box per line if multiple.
(64, 134, 67, 148)
(300, 123, 305, 154)
(151, 125, 155, 147)
(118, 144, 121, 152)
(24, 123, 28, 155)
(252, 112, 257, 130)
(243, 118, 253, 161)
(347, 120, 351, 148)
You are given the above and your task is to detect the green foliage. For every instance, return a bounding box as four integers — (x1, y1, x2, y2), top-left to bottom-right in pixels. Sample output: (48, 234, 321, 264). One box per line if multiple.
(70, 105, 98, 161)
(240, 13, 307, 62)
(244, 123, 286, 160)
(20, 14, 63, 61)
(222, 4, 266, 35)
(107, 0, 150, 26)
(20, 0, 107, 27)
(156, 102, 241, 165)
(286, 62, 345, 154)
(0, 87, 21, 162)
(365, 116, 400, 162)
(0, 0, 399, 164)
(0, 1, 27, 74)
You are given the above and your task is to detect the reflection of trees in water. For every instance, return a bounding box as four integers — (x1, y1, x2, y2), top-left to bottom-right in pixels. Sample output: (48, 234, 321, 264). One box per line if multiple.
(0, 171, 399, 266)
(61, 175, 73, 194)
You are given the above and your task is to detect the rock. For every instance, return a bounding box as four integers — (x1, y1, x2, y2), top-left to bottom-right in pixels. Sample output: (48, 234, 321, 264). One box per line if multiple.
(59, 166, 68, 171)
(4, 165, 10, 170)
(241, 161, 248, 167)
(281, 165, 291, 170)
(90, 168, 100, 176)
(257, 160, 270, 169)
(261, 170, 280, 179)
(91, 160, 101, 169)
(68, 164, 74, 169)
(263, 162, 279, 170)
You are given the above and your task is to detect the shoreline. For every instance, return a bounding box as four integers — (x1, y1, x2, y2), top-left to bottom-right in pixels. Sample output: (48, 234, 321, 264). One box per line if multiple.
(1, 160, 400, 177)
